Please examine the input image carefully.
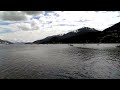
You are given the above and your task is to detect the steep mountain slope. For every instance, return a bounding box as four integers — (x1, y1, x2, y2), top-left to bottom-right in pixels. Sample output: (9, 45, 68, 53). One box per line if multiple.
(33, 22, 120, 44)
(99, 22, 120, 43)
(33, 27, 100, 44)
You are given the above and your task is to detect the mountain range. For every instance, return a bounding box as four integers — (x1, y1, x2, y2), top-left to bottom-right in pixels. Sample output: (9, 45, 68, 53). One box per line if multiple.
(33, 22, 120, 44)
(1, 22, 120, 44)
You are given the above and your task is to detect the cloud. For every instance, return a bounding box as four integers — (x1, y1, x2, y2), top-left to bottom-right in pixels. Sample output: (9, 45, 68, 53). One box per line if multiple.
(22, 11, 43, 15)
(0, 11, 43, 31)
(4, 19, 41, 31)
(0, 11, 43, 21)
(1, 11, 27, 21)
(31, 19, 41, 30)
(13, 23, 32, 30)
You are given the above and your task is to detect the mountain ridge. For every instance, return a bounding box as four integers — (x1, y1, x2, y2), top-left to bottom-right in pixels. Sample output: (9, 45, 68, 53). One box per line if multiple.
(33, 22, 120, 44)
(33, 27, 101, 44)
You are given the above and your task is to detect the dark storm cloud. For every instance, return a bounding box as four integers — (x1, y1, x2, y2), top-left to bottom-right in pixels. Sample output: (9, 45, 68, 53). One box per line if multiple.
(1, 11, 27, 21)
(0, 11, 43, 21)
(22, 11, 43, 15)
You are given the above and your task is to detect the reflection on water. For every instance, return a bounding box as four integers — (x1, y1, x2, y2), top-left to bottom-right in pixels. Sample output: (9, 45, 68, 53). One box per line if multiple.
(0, 44, 120, 79)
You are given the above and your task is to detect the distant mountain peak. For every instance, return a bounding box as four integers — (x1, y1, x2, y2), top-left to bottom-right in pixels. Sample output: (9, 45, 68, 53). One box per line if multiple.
(33, 27, 99, 44)
(77, 27, 98, 32)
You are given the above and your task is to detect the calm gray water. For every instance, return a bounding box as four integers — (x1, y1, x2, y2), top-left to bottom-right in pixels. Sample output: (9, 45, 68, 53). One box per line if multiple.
(0, 44, 120, 79)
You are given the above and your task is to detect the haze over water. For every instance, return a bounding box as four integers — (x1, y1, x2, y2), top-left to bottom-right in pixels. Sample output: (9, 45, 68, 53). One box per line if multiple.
(0, 44, 120, 79)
